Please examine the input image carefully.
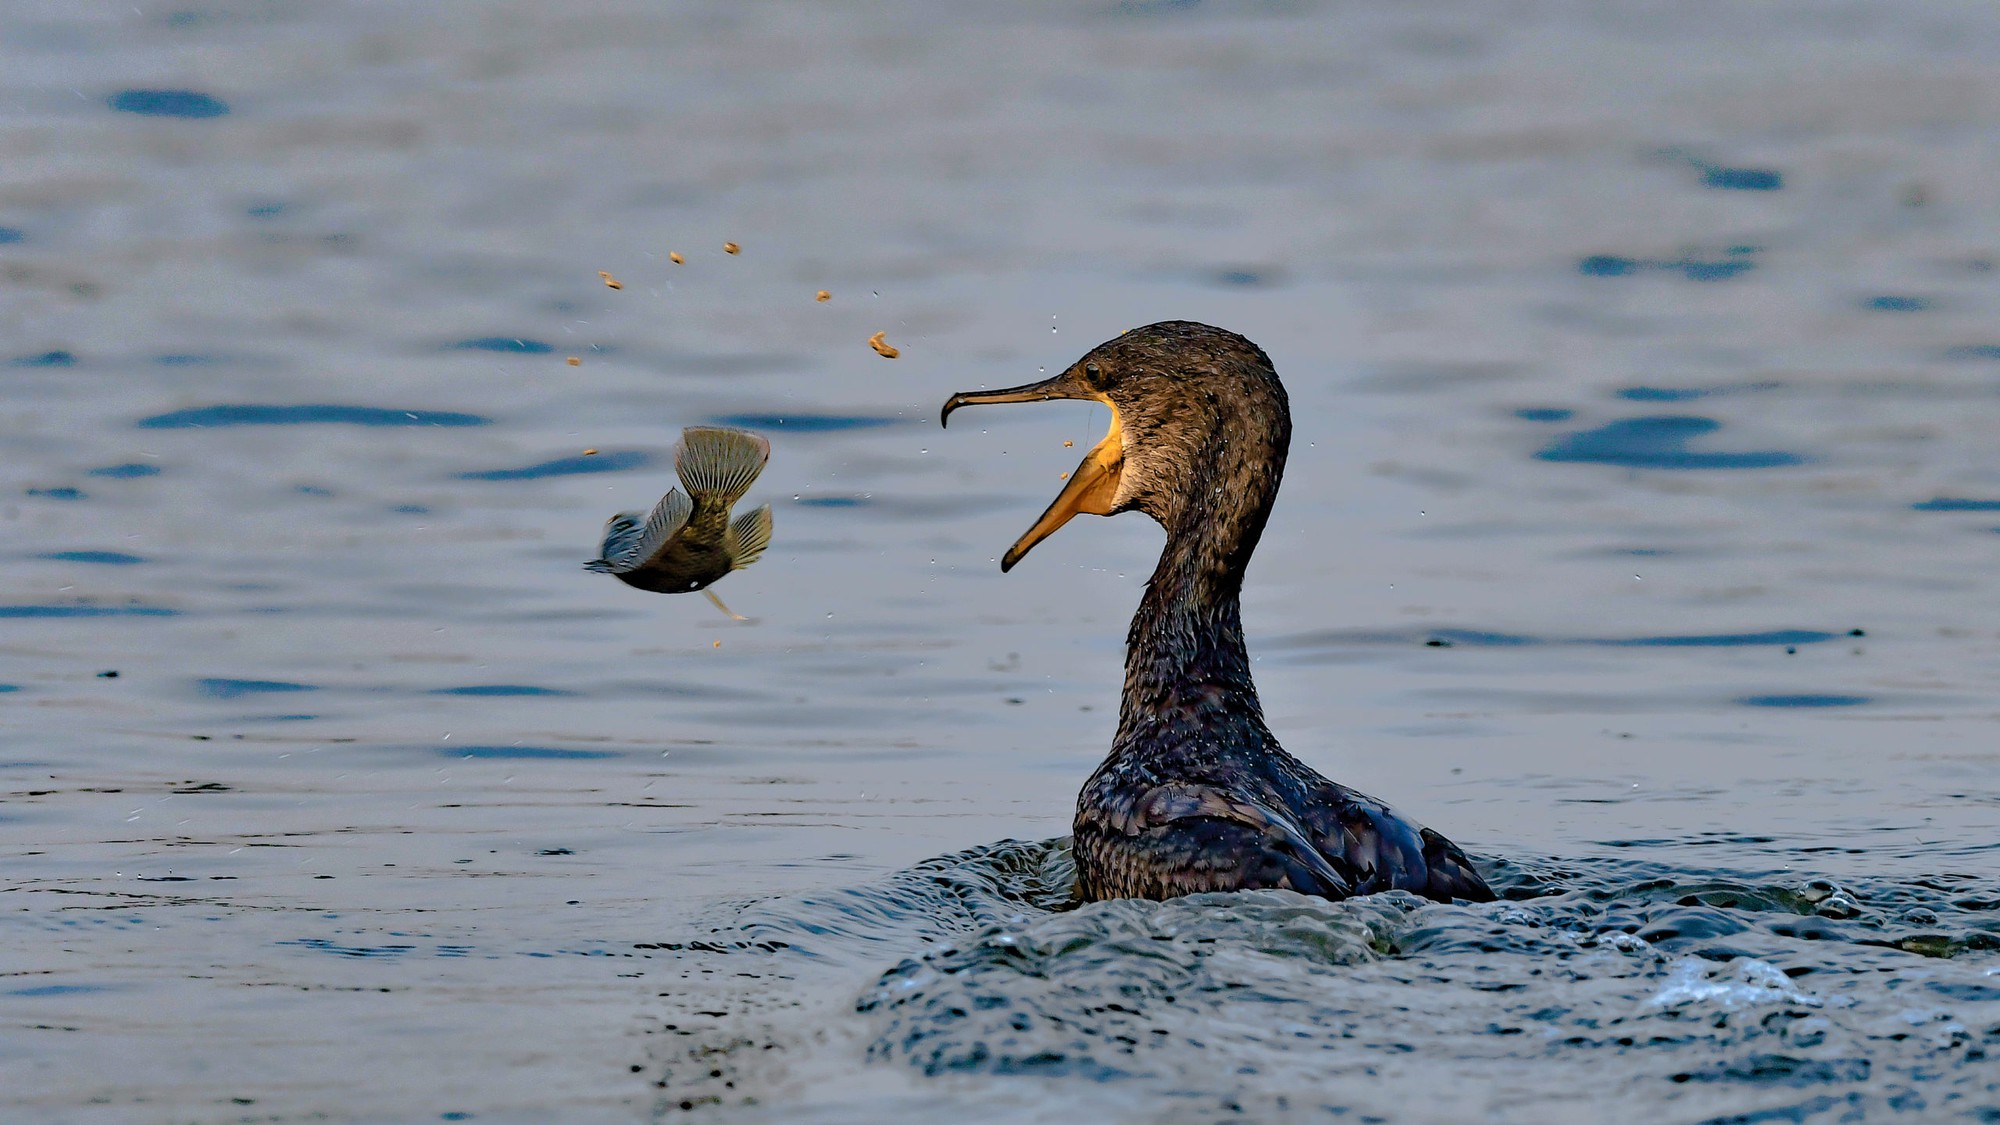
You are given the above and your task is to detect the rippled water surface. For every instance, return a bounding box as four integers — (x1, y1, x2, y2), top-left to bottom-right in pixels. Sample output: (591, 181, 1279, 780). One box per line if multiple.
(5, 2, 2000, 1122)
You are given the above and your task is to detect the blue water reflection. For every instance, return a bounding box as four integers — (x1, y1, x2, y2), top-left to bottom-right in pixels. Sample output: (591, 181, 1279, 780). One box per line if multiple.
(459, 450, 648, 481)
(1578, 247, 1756, 282)
(11, 351, 74, 366)
(109, 89, 229, 118)
(0, 606, 176, 618)
(1911, 498, 2000, 511)
(197, 679, 317, 700)
(1700, 167, 1783, 191)
(451, 337, 554, 354)
(1536, 416, 1801, 469)
(140, 405, 490, 428)
(446, 746, 621, 760)
(712, 413, 903, 432)
(434, 685, 577, 697)
(42, 552, 146, 565)
(1738, 694, 1869, 708)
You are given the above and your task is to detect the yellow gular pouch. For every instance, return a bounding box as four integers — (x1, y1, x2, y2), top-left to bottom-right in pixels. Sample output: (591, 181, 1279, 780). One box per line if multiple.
(940, 374, 1128, 572)
(1003, 397, 1123, 571)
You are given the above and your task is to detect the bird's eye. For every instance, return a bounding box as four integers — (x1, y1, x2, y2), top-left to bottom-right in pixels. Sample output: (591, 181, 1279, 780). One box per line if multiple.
(1082, 362, 1114, 391)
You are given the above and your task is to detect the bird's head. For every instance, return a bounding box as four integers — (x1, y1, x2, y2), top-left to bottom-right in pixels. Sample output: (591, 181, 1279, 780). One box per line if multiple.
(942, 321, 1289, 571)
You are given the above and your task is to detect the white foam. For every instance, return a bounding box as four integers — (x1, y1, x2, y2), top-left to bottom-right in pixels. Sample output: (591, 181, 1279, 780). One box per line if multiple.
(1646, 956, 1822, 1011)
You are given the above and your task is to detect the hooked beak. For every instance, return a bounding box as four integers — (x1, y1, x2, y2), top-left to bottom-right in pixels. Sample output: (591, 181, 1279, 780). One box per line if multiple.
(941, 375, 1124, 572)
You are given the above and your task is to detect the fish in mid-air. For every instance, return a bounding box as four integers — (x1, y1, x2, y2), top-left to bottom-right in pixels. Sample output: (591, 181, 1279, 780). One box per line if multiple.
(585, 425, 773, 620)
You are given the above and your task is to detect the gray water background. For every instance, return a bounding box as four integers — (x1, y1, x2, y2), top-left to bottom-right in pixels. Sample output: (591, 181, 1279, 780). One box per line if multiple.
(4, 1, 2000, 1121)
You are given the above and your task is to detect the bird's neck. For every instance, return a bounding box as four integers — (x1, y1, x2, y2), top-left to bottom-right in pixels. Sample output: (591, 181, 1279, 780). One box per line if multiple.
(1115, 427, 1285, 749)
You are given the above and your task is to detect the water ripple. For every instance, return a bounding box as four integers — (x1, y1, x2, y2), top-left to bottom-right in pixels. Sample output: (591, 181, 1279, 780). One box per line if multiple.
(1537, 417, 1802, 470)
(458, 450, 649, 481)
(139, 405, 490, 428)
(657, 841, 2000, 1119)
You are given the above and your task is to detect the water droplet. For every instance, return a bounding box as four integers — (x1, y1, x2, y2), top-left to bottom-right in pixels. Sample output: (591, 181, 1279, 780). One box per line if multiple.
(919, 448, 928, 454)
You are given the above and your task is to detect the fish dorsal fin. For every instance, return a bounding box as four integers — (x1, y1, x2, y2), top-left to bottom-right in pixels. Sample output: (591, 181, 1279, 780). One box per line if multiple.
(724, 504, 773, 571)
(593, 488, 692, 574)
(676, 426, 770, 508)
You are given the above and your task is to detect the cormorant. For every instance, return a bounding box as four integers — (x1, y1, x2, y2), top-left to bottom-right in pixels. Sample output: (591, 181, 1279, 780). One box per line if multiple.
(943, 322, 1492, 904)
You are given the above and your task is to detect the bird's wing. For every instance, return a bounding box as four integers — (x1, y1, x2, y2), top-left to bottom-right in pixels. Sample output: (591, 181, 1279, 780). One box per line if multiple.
(724, 504, 773, 571)
(1308, 786, 1495, 902)
(591, 489, 692, 574)
(1087, 783, 1354, 899)
(1418, 827, 1495, 903)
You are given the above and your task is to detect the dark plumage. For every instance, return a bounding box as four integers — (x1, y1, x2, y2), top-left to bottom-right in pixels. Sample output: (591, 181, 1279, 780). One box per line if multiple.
(586, 425, 773, 620)
(942, 322, 1493, 905)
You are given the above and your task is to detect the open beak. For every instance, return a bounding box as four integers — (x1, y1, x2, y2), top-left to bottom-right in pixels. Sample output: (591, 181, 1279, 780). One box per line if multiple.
(942, 375, 1123, 572)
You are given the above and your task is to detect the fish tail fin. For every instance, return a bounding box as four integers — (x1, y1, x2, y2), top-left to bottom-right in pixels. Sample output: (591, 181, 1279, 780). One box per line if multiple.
(725, 504, 773, 571)
(675, 426, 769, 508)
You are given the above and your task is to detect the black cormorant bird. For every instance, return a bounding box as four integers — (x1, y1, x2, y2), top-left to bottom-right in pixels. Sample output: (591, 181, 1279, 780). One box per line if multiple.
(586, 425, 773, 620)
(942, 322, 1492, 904)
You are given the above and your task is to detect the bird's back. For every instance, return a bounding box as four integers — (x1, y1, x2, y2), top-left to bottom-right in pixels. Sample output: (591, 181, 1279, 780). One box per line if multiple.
(1073, 742, 1493, 905)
